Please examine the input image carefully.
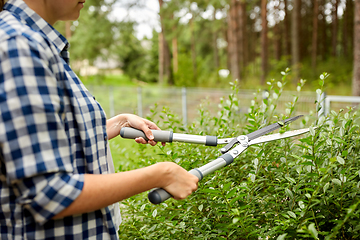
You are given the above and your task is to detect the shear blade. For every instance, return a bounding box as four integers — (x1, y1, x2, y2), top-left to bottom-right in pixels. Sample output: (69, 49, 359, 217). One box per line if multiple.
(246, 115, 303, 141)
(249, 128, 311, 145)
(220, 115, 303, 153)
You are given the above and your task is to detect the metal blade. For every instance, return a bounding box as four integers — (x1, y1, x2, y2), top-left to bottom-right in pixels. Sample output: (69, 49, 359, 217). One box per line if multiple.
(249, 128, 311, 146)
(217, 138, 237, 145)
(220, 115, 303, 153)
(246, 115, 303, 141)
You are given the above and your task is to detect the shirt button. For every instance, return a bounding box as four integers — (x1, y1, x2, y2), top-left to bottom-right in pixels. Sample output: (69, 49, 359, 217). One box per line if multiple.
(104, 135, 107, 141)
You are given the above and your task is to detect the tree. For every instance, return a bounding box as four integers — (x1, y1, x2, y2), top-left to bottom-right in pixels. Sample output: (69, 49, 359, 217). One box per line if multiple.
(319, 0, 328, 60)
(172, 19, 179, 74)
(352, 0, 360, 96)
(189, 10, 198, 81)
(51, 0, 357, 91)
(283, 0, 291, 57)
(68, 0, 114, 63)
(115, 22, 148, 81)
(332, 0, 339, 57)
(343, 0, 354, 58)
(212, 6, 219, 73)
(260, 0, 268, 85)
(273, 2, 282, 61)
(312, 0, 319, 72)
(158, 0, 173, 85)
(291, 0, 300, 83)
(227, 0, 241, 81)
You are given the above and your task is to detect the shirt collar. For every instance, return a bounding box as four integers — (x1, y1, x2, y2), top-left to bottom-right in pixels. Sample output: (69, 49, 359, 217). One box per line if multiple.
(3, 0, 69, 54)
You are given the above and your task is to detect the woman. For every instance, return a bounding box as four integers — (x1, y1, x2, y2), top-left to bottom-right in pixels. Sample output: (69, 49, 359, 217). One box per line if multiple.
(0, 0, 198, 239)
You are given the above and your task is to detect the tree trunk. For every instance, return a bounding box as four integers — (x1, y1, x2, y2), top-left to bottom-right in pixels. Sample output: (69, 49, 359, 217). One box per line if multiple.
(343, 0, 348, 57)
(352, 0, 360, 96)
(240, 1, 247, 69)
(159, 31, 164, 84)
(164, 40, 172, 85)
(283, 0, 291, 59)
(158, 0, 172, 85)
(273, 23, 281, 61)
(349, 0, 355, 55)
(172, 26, 178, 74)
(237, 1, 245, 70)
(343, 0, 354, 58)
(297, 0, 303, 61)
(273, 3, 281, 61)
(212, 9, 219, 71)
(320, 0, 327, 60)
(261, 0, 268, 85)
(171, 14, 178, 74)
(172, 37, 178, 73)
(312, 0, 319, 72)
(190, 17, 197, 82)
(332, 0, 339, 57)
(227, 0, 240, 81)
(225, 26, 231, 74)
(291, 0, 300, 83)
(212, 8, 220, 82)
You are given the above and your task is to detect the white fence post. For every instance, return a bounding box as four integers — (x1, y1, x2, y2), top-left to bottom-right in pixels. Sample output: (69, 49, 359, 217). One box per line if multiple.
(182, 87, 187, 126)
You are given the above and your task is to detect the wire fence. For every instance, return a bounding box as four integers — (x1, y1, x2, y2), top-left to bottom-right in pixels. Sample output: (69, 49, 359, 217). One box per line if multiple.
(88, 86, 329, 124)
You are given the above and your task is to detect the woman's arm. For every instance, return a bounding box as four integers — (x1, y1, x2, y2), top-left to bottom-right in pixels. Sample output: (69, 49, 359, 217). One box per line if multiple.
(54, 114, 190, 220)
(53, 162, 198, 219)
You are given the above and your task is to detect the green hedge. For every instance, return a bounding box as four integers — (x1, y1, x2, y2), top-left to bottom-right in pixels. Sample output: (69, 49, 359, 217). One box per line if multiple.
(114, 72, 360, 239)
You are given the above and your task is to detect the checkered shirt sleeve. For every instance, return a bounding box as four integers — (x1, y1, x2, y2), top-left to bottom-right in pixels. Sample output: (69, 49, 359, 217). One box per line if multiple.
(0, 17, 85, 225)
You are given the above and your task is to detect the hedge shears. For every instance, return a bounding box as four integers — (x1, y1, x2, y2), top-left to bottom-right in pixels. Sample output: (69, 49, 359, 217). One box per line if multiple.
(120, 115, 310, 204)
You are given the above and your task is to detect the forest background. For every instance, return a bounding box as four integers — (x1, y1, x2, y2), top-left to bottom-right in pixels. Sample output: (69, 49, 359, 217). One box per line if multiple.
(54, 0, 360, 96)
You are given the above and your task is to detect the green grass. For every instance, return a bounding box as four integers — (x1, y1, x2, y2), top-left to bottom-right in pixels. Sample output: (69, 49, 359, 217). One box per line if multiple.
(82, 71, 353, 97)
(81, 73, 140, 86)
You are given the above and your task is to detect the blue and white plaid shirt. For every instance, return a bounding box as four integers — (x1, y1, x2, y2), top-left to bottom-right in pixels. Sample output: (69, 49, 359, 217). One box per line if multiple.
(0, 0, 120, 239)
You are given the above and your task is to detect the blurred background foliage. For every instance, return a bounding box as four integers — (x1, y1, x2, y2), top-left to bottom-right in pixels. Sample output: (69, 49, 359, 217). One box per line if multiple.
(55, 0, 357, 94)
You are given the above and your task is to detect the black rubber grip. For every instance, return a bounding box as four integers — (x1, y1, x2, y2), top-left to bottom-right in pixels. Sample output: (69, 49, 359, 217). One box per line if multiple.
(205, 136, 218, 146)
(148, 188, 172, 204)
(148, 168, 203, 204)
(221, 153, 234, 166)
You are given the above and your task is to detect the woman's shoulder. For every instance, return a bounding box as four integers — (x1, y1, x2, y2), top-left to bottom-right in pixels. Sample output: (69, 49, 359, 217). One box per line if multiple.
(0, 11, 49, 49)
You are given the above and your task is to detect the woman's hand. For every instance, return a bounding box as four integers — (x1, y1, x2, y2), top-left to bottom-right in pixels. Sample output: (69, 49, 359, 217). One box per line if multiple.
(106, 113, 165, 146)
(154, 162, 199, 200)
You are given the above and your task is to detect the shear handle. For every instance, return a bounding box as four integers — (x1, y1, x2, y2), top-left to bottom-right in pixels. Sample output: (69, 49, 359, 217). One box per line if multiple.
(120, 127, 218, 146)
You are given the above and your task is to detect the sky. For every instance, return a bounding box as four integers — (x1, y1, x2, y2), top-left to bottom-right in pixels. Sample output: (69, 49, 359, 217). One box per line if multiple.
(108, 0, 160, 39)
